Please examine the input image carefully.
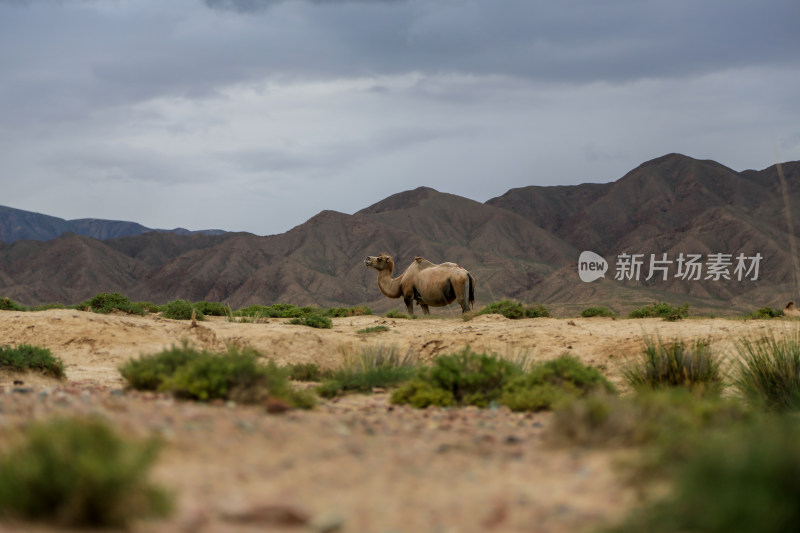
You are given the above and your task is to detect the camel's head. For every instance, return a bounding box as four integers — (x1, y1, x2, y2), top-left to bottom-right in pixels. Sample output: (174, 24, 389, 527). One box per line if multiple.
(365, 253, 393, 271)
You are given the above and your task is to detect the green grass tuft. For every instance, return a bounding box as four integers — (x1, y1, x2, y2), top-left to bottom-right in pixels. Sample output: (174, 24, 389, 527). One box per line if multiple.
(357, 325, 390, 334)
(733, 331, 800, 411)
(0, 344, 65, 379)
(288, 314, 333, 329)
(622, 337, 723, 394)
(317, 345, 417, 398)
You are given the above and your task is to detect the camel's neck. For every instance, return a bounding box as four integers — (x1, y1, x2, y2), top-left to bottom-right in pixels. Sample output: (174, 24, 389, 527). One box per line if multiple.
(376, 265, 403, 299)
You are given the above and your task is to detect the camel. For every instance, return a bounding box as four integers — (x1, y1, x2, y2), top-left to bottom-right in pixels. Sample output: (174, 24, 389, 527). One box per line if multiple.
(785, 301, 800, 317)
(364, 253, 475, 315)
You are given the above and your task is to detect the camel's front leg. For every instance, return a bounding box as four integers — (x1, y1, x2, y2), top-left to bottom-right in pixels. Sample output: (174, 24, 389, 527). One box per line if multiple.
(420, 304, 430, 315)
(403, 296, 415, 316)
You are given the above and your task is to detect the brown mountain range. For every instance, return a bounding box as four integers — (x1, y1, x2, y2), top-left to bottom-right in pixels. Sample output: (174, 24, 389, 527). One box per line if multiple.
(1, 153, 798, 315)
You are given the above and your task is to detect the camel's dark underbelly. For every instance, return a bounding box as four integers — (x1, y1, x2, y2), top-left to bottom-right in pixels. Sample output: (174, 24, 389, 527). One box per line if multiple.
(414, 281, 455, 307)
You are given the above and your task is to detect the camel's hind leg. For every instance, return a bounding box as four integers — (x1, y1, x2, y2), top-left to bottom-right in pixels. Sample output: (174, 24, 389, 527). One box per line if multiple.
(454, 273, 473, 314)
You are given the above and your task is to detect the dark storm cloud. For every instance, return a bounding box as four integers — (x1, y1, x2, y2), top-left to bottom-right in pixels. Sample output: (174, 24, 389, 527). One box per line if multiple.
(2, 0, 797, 124)
(200, 0, 799, 83)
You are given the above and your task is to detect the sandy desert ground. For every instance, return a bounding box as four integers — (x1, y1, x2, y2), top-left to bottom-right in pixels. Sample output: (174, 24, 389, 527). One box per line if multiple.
(1, 309, 798, 533)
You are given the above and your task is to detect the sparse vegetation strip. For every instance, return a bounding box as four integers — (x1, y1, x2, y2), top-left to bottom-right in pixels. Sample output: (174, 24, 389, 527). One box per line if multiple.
(477, 300, 550, 319)
(628, 301, 689, 320)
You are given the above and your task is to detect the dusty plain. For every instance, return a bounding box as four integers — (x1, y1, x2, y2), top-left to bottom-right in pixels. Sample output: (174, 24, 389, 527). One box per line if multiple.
(1, 309, 798, 533)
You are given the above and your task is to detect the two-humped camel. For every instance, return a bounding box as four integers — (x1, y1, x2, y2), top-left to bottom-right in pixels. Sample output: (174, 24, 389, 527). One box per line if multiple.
(364, 253, 475, 315)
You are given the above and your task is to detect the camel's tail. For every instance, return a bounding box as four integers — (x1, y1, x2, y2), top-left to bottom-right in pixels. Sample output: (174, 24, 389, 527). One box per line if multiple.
(468, 272, 475, 310)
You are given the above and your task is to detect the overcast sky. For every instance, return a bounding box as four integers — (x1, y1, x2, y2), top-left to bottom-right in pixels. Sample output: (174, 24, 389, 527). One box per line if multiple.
(1, 0, 798, 235)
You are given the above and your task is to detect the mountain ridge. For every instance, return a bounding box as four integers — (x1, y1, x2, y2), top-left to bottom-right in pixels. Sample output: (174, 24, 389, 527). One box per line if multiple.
(2, 153, 799, 315)
(0, 205, 227, 243)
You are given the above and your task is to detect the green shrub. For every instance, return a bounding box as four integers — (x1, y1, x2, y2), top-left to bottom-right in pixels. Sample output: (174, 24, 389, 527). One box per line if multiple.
(748, 306, 785, 319)
(134, 301, 162, 313)
(628, 301, 689, 320)
(500, 384, 566, 412)
(77, 292, 146, 315)
(289, 314, 332, 329)
(120, 346, 313, 408)
(324, 306, 372, 317)
(0, 417, 170, 528)
(119, 344, 201, 391)
(603, 416, 800, 533)
(385, 310, 412, 319)
(622, 338, 723, 394)
(193, 301, 228, 317)
(164, 351, 276, 402)
(0, 297, 27, 311)
(580, 306, 617, 318)
(161, 299, 204, 321)
(392, 347, 521, 408)
(0, 344, 65, 379)
(733, 332, 800, 411)
(317, 345, 417, 398)
(501, 354, 616, 411)
(477, 300, 550, 319)
(390, 380, 456, 408)
(392, 350, 614, 411)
